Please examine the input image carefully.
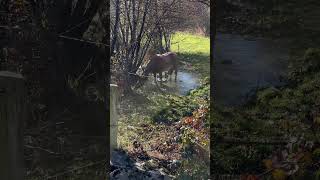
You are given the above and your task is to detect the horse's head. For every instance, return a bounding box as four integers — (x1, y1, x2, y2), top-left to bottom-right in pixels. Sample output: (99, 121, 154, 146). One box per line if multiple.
(133, 65, 149, 89)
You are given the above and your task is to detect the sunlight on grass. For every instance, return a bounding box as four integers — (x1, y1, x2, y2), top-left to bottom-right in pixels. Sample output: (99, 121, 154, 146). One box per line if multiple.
(117, 31, 210, 179)
(170, 32, 210, 77)
(171, 32, 210, 55)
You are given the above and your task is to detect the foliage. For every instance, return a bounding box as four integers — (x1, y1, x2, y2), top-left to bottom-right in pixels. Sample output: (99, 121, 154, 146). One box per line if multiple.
(175, 155, 210, 179)
(110, 0, 209, 90)
(219, 0, 320, 39)
(175, 84, 210, 179)
(214, 0, 320, 178)
(117, 31, 210, 178)
(3, 1, 108, 179)
(154, 75, 209, 122)
(213, 46, 320, 177)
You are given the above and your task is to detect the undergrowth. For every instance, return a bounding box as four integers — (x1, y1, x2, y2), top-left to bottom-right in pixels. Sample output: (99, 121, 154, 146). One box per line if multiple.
(213, 47, 320, 179)
(117, 32, 210, 179)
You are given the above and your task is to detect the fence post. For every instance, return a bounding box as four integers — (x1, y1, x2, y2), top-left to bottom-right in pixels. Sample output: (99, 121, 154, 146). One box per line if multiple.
(110, 84, 119, 152)
(0, 71, 25, 180)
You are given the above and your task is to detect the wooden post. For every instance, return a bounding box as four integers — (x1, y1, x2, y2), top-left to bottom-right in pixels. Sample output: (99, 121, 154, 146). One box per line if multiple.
(0, 71, 25, 180)
(110, 84, 119, 152)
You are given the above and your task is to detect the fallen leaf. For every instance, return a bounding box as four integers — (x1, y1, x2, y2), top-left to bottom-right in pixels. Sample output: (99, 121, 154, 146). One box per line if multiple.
(272, 169, 287, 180)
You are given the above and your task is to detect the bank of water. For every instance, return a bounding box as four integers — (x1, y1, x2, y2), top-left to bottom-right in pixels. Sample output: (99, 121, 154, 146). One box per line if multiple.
(213, 33, 291, 106)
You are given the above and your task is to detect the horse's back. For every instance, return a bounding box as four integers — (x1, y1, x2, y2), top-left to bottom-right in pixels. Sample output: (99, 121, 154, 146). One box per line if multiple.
(147, 51, 178, 73)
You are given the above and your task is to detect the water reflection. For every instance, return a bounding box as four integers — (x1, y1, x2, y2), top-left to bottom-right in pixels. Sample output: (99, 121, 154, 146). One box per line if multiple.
(140, 70, 200, 95)
(213, 33, 291, 106)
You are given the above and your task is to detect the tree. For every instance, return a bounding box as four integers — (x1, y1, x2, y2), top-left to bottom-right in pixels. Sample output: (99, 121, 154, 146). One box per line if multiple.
(110, 0, 154, 92)
(27, 1, 108, 131)
(189, 0, 210, 6)
(110, 0, 208, 92)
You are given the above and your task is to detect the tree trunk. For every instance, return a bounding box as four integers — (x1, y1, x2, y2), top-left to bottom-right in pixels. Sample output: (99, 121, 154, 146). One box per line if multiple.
(111, 0, 120, 55)
(163, 30, 171, 51)
(0, 71, 25, 180)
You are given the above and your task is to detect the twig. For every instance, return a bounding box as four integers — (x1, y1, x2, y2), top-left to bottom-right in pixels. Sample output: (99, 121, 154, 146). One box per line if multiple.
(215, 137, 288, 145)
(59, 35, 109, 47)
(257, 160, 300, 178)
(193, 140, 210, 155)
(128, 71, 152, 78)
(46, 160, 106, 179)
(170, 37, 187, 45)
(69, 135, 107, 139)
(82, 72, 97, 80)
(257, 167, 276, 177)
(76, 58, 93, 82)
(24, 145, 60, 155)
(59, 18, 91, 35)
(39, 121, 65, 130)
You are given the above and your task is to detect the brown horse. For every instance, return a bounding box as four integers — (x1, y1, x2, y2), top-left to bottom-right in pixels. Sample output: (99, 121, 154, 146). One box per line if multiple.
(142, 51, 178, 82)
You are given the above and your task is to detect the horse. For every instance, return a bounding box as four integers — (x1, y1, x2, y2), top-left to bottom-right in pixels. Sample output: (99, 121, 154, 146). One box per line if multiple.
(142, 51, 178, 82)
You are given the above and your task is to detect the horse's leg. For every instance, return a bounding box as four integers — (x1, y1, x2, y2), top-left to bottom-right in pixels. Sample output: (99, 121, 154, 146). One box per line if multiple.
(159, 72, 163, 83)
(164, 72, 168, 80)
(168, 69, 173, 81)
(153, 73, 157, 83)
(174, 68, 178, 81)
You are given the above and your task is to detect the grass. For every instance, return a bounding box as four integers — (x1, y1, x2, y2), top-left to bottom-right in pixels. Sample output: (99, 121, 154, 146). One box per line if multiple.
(171, 32, 210, 78)
(116, 32, 210, 178)
(212, 45, 320, 176)
(171, 32, 210, 55)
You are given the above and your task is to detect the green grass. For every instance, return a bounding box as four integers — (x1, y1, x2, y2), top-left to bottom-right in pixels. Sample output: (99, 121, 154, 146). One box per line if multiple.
(170, 32, 210, 78)
(116, 31, 211, 178)
(118, 32, 210, 146)
(171, 32, 210, 55)
(212, 48, 320, 175)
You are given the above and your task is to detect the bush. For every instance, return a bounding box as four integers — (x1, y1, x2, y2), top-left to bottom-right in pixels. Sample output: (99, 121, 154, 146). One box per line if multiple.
(256, 87, 280, 104)
(302, 48, 320, 71)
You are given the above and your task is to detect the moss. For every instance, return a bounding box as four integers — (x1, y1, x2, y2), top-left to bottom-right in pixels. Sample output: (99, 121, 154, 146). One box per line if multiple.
(152, 83, 209, 124)
(315, 169, 320, 180)
(215, 0, 320, 176)
(257, 87, 280, 104)
(214, 49, 320, 173)
(313, 148, 320, 161)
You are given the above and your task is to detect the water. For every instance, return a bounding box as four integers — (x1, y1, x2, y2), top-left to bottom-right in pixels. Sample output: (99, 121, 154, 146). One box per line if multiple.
(142, 70, 200, 96)
(213, 33, 291, 107)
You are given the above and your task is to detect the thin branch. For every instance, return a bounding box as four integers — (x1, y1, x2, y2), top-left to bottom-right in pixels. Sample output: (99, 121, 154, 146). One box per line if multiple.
(215, 137, 288, 145)
(59, 35, 109, 47)
(46, 160, 106, 179)
(24, 145, 60, 155)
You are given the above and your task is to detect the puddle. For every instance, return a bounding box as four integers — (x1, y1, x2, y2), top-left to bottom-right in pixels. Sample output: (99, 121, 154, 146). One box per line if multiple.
(213, 33, 291, 107)
(139, 70, 200, 96)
